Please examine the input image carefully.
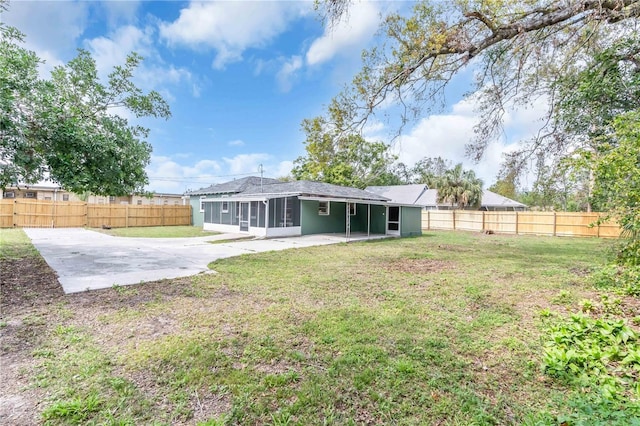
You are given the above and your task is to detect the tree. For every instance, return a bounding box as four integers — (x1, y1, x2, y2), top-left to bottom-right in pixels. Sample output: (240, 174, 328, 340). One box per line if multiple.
(411, 156, 451, 187)
(592, 111, 640, 265)
(0, 22, 170, 195)
(319, 0, 639, 170)
(434, 163, 483, 208)
(291, 116, 398, 189)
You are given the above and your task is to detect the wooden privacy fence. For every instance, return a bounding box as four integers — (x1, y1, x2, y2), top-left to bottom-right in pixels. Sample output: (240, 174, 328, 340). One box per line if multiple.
(422, 210, 621, 238)
(0, 199, 192, 228)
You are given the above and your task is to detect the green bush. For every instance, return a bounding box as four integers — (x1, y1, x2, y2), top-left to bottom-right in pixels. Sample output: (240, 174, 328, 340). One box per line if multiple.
(541, 313, 640, 423)
(592, 264, 640, 296)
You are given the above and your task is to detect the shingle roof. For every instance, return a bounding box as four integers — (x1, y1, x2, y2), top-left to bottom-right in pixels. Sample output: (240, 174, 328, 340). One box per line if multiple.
(242, 180, 389, 201)
(370, 186, 527, 209)
(416, 189, 526, 208)
(365, 184, 428, 204)
(189, 177, 389, 201)
(187, 176, 281, 195)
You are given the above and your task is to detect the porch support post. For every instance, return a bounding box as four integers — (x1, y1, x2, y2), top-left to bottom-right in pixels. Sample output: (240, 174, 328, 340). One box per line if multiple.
(367, 203, 370, 236)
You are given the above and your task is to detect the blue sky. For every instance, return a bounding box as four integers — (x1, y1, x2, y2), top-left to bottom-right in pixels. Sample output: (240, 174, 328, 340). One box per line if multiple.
(3, 1, 545, 194)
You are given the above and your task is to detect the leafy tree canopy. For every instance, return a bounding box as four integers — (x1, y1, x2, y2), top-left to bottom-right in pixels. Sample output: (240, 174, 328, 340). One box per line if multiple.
(0, 22, 170, 196)
(435, 163, 483, 208)
(291, 116, 399, 189)
(319, 0, 639, 171)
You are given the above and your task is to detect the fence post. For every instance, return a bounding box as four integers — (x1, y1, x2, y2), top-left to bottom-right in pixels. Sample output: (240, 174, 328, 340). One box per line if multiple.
(515, 211, 519, 235)
(452, 210, 456, 231)
(597, 214, 601, 238)
(13, 199, 17, 228)
(482, 211, 485, 232)
(125, 204, 129, 228)
(427, 210, 430, 230)
(553, 212, 557, 236)
(162, 205, 165, 226)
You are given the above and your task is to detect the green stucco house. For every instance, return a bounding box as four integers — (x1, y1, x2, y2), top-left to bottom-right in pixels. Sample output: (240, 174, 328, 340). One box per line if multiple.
(187, 177, 422, 238)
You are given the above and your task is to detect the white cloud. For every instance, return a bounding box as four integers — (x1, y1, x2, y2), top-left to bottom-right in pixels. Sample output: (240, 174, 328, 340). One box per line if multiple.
(273, 160, 294, 178)
(228, 140, 245, 147)
(2, 1, 89, 77)
(84, 25, 193, 98)
(145, 153, 294, 193)
(84, 25, 154, 75)
(159, 1, 308, 69)
(223, 153, 271, 175)
(393, 97, 548, 187)
(306, 1, 380, 66)
(276, 55, 303, 92)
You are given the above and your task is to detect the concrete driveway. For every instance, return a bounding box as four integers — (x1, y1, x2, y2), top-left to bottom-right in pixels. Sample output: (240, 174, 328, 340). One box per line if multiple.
(23, 228, 384, 294)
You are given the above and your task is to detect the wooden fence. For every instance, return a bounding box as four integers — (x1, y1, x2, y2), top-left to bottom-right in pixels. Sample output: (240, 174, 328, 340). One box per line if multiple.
(0, 199, 192, 228)
(422, 210, 621, 238)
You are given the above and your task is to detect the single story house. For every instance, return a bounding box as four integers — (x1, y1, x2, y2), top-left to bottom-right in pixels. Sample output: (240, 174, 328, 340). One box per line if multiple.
(187, 177, 422, 238)
(366, 184, 527, 211)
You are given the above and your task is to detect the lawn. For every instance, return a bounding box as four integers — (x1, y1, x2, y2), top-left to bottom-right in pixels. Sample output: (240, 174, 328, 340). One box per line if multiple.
(1, 229, 637, 425)
(93, 225, 219, 238)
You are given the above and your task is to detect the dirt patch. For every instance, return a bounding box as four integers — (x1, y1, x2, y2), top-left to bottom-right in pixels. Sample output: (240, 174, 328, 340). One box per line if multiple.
(0, 257, 63, 425)
(384, 258, 455, 274)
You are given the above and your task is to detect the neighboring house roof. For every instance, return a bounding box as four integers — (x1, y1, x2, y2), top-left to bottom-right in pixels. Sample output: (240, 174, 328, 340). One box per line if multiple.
(365, 184, 428, 205)
(188, 176, 281, 196)
(367, 186, 526, 209)
(478, 190, 528, 209)
(415, 189, 526, 209)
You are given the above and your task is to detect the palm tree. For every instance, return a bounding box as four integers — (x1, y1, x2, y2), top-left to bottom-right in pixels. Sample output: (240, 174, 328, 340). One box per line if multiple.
(435, 164, 483, 209)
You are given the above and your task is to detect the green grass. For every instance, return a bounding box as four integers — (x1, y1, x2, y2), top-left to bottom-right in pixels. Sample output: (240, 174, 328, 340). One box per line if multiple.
(0, 228, 39, 260)
(8, 230, 634, 424)
(93, 225, 219, 238)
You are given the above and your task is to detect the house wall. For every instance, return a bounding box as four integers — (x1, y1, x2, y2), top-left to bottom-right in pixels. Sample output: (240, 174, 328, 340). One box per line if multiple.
(300, 200, 347, 235)
(400, 206, 422, 237)
(369, 204, 387, 234)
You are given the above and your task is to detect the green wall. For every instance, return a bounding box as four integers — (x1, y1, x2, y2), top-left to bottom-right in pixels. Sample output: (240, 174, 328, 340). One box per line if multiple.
(301, 200, 387, 235)
(190, 194, 223, 227)
(369, 204, 386, 234)
(301, 200, 347, 235)
(401, 206, 422, 237)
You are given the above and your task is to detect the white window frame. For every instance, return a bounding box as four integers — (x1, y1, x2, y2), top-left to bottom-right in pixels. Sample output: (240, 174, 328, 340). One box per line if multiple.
(348, 203, 356, 216)
(4, 191, 15, 198)
(62, 194, 69, 201)
(199, 196, 206, 213)
(318, 201, 330, 216)
(24, 191, 36, 199)
(137, 200, 143, 205)
(222, 201, 229, 213)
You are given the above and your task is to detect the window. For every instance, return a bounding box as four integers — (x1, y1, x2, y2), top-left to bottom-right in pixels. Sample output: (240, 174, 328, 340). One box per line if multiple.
(199, 196, 206, 213)
(62, 194, 69, 201)
(222, 201, 229, 213)
(318, 201, 330, 215)
(108, 196, 116, 204)
(3, 191, 15, 198)
(348, 203, 356, 216)
(24, 191, 36, 199)
(137, 200, 142, 205)
(44, 196, 51, 200)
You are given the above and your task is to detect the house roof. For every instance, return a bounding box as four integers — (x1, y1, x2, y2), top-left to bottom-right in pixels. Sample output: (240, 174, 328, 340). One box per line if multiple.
(478, 190, 528, 208)
(368, 185, 526, 209)
(187, 176, 281, 195)
(365, 184, 428, 205)
(191, 177, 389, 202)
(416, 189, 526, 208)
(241, 180, 389, 202)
